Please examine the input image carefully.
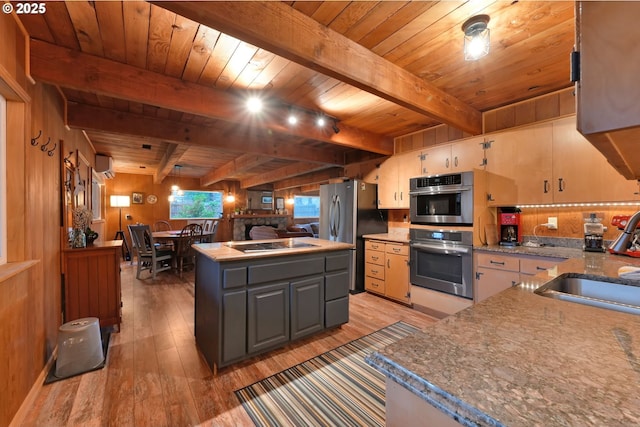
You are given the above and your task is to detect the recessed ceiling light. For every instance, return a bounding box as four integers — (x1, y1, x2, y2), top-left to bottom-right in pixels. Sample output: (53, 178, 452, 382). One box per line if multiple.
(246, 97, 263, 113)
(287, 114, 298, 125)
(316, 116, 326, 127)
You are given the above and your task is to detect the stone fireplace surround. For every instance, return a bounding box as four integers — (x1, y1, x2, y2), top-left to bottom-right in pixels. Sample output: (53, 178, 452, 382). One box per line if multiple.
(232, 215, 289, 240)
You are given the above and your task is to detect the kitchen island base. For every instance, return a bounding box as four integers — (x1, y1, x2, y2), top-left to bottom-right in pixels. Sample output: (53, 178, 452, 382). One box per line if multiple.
(194, 245, 351, 372)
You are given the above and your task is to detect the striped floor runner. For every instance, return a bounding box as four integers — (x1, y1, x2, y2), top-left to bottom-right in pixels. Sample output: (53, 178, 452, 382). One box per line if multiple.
(235, 321, 420, 427)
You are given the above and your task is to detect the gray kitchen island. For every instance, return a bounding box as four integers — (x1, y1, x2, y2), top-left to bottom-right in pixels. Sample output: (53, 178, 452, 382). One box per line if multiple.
(193, 237, 353, 372)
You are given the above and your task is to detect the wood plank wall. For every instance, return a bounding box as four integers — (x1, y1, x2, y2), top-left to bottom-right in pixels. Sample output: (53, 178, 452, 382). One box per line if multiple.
(394, 87, 576, 153)
(0, 13, 97, 426)
(104, 175, 295, 244)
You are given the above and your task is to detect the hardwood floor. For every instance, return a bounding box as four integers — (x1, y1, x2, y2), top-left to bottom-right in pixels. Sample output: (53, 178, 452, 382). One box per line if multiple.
(20, 262, 437, 427)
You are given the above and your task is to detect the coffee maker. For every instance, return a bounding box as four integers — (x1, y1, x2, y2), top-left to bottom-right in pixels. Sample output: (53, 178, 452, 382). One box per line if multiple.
(583, 213, 606, 252)
(499, 212, 522, 246)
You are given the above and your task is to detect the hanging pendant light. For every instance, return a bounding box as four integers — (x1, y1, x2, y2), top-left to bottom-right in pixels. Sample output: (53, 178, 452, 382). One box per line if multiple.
(168, 165, 182, 201)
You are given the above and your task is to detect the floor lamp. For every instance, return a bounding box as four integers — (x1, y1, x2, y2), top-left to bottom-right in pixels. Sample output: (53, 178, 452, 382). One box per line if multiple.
(110, 195, 131, 261)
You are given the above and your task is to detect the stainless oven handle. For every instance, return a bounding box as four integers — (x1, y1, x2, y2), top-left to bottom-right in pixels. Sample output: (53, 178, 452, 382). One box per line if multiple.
(409, 186, 472, 196)
(410, 242, 470, 255)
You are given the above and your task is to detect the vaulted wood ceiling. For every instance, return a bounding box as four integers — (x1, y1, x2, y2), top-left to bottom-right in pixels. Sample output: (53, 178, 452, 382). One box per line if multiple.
(17, 1, 575, 191)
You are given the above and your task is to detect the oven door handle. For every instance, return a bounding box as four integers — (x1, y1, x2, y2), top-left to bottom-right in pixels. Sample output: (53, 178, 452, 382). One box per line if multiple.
(409, 186, 472, 196)
(410, 242, 470, 255)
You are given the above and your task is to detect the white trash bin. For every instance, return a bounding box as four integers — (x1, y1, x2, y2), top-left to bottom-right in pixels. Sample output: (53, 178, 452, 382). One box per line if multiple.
(55, 317, 104, 378)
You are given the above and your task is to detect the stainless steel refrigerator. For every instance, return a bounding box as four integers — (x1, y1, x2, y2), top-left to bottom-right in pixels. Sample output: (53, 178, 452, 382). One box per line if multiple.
(320, 180, 387, 292)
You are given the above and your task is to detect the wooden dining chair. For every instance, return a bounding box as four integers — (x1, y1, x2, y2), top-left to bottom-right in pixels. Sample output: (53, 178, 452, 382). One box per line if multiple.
(202, 219, 217, 243)
(153, 220, 171, 232)
(175, 223, 202, 278)
(152, 220, 174, 250)
(128, 224, 174, 280)
(249, 225, 279, 240)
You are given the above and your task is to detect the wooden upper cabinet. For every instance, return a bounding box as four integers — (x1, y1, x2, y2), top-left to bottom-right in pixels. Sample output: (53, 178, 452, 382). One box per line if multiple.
(552, 116, 639, 203)
(577, 1, 640, 134)
(576, 1, 640, 180)
(451, 137, 486, 172)
(485, 116, 638, 206)
(484, 124, 552, 206)
(420, 137, 485, 177)
(377, 151, 420, 209)
(376, 156, 399, 209)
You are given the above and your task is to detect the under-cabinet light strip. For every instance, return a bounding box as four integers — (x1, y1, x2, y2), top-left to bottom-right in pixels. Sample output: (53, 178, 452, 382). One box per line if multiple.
(517, 202, 640, 209)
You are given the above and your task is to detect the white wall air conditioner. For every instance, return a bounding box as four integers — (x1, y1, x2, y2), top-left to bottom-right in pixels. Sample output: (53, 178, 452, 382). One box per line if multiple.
(95, 155, 115, 179)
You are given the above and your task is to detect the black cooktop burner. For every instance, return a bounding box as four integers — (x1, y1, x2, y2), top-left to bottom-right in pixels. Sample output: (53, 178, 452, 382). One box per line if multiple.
(229, 241, 318, 252)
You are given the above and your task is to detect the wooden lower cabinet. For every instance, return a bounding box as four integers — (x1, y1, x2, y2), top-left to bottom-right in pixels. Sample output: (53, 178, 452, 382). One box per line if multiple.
(62, 241, 123, 328)
(365, 240, 410, 304)
(474, 251, 563, 302)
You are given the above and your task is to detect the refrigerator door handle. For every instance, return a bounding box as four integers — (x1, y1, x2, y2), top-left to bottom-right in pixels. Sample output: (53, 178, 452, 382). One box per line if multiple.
(329, 195, 338, 239)
(334, 195, 341, 239)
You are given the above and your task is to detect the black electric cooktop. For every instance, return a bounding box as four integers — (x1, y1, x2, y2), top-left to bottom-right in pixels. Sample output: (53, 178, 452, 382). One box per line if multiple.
(228, 241, 318, 253)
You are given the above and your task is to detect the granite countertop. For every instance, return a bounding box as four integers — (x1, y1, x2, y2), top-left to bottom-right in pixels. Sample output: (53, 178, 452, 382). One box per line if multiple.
(474, 243, 586, 260)
(363, 232, 410, 244)
(367, 252, 640, 426)
(192, 237, 353, 261)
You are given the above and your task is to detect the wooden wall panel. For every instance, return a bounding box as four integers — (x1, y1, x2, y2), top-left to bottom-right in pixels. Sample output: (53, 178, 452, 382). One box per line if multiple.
(0, 14, 96, 426)
(396, 88, 576, 151)
(104, 174, 238, 245)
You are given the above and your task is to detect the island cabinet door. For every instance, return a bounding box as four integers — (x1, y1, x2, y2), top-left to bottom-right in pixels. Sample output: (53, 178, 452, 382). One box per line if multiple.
(221, 289, 247, 365)
(247, 282, 290, 354)
(290, 276, 324, 341)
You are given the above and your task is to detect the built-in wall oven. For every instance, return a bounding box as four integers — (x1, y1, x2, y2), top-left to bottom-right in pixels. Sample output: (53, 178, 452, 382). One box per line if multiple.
(410, 228, 473, 299)
(409, 171, 473, 226)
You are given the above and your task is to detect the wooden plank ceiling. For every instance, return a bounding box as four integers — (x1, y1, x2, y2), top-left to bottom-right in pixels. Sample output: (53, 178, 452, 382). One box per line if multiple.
(17, 1, 575, 191)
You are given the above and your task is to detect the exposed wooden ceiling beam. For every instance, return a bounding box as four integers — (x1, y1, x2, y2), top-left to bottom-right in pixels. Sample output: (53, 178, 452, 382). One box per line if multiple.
(155, 143, 189, 184)
(154, 1, 483, 135)
(272, 168, 345, 191)
(200, 154, 273, 187)
(30, 39, 393, 155)
(241, 162, 332, 189)
(66, 103, 345, 166)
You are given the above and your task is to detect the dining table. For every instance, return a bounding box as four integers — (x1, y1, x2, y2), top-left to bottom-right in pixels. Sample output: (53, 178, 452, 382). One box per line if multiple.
(152, 229, 215, 242)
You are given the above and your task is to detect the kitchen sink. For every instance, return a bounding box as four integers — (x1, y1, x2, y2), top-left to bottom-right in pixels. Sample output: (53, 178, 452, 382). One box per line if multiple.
(534, 273, 640, 316)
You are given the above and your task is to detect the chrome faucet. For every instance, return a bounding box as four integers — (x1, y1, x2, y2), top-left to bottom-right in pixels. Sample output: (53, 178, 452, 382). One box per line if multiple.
(609, 210, 640, 254)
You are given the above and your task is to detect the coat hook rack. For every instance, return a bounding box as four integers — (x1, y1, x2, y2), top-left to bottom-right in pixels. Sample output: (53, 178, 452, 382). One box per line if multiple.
(30, 130, 42, 146)
(40, 137, 51, 152)
(47, 142, 57, 157)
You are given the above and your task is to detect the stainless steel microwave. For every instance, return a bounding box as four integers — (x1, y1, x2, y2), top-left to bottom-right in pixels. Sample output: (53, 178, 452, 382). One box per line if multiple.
(409, 172, 474, 225)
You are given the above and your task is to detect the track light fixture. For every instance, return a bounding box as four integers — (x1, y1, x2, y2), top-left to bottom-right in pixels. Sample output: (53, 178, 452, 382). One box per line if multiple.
(331, 120, 340, 134)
